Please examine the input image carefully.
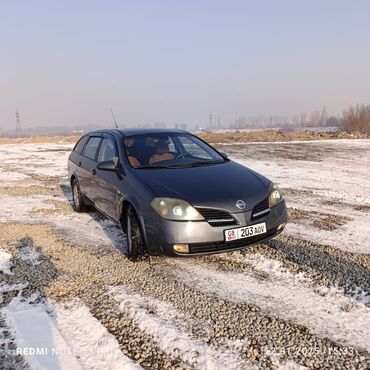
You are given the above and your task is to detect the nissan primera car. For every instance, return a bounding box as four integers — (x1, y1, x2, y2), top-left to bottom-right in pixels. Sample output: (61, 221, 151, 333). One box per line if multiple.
(68, 128, 288, 260)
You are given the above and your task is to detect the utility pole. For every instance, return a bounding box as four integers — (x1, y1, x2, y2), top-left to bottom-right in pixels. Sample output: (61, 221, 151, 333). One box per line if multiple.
(15, 109, 22, 137)
(209, 113, 213, 128)
(217, 114, 221, 129)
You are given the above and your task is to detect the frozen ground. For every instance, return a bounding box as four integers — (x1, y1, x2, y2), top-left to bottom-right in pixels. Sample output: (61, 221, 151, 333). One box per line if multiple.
(0, 139, 369, 369)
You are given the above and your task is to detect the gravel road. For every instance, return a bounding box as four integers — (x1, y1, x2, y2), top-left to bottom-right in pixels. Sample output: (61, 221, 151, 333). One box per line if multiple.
(0, 139, 369, 369)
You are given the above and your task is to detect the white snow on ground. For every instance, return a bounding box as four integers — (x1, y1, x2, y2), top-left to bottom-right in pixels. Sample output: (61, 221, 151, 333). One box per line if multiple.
(2, 295, 142, 370)
(0, 169, 29, 183)
(237, 140, 370, 206)
(51, 214, 126, 251)
(0, 139, 369, 368)
(220, 251, 370, 305)
(0, 195, 55, 223)
(0, 193, 125, 251)
(51, 299, 143, 370)
(234, 139, 370, 254)
(0, 143, 73, 177)
(0, 248, 13, 274)
(219, 251, 308, 281)
(0, 283, 28, 305)
(160, 259, 370, 352)
(2, 296, 83, 370)
(110, 286, 253, 370)
(276, 360, 308, 370)
(1, 140, 369, 254)
(286, 218, 370, 254)
(18, 244, 42, 265)
(285, 198, 370, 254)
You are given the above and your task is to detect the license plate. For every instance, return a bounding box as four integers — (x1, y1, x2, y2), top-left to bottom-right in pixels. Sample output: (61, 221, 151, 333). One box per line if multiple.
(225, 222, 266, 242)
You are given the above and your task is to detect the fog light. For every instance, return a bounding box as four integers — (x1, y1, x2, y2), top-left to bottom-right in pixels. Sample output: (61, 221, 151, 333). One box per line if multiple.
(277, 222, 286, 232)
(173, 244, 189, 254)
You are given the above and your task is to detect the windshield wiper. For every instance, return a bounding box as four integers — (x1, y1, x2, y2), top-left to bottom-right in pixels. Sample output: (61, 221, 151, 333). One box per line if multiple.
(171, 160, 225, 168)
(137, 165, 175, 169)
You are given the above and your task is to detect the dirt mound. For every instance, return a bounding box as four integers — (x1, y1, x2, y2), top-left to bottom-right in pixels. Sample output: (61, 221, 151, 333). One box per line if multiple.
(0, 129, 368, 145)
(197, 129, 368, 143)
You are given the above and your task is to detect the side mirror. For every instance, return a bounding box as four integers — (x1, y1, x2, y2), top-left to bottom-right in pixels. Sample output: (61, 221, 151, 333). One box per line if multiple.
(97, 160, 116, 171)
(220, 152, 229, 158)
(112, 156, 119, 168)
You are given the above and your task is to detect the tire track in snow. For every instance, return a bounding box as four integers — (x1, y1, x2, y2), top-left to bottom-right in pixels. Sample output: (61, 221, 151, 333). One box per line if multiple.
(51, 299, 143, 370)
(109, 286, 253, 370)
(159, 259, 370, 353)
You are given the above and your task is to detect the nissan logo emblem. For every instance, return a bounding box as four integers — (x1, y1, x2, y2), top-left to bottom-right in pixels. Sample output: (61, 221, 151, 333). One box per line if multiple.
(236, 200, 246, 210)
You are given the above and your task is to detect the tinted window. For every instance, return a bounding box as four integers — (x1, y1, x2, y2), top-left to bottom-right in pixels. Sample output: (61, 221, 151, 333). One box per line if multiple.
(177, 136, 213, 160)
(123, 133, 224, 168)
(74, 136, 88, 153)
(97, 138, 116, 162)
(83, 137, 101, 160)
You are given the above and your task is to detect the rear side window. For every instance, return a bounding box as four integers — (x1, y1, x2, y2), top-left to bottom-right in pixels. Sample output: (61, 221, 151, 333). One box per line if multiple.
(73, 136, 89, 153)
(97, 138, 116, 162)
(83, 137, 101, 160)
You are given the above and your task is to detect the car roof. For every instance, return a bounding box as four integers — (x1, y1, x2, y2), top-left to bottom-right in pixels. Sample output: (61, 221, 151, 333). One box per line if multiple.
(84, 128, 189, 137)
(118, 128, 187, 136)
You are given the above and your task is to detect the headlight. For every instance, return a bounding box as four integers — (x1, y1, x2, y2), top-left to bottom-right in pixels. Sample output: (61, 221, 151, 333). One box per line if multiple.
(269, 183, 283, 207)
(151, 198, 205, 221)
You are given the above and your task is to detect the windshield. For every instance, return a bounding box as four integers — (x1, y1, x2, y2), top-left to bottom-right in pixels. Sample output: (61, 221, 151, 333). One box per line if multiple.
(122, 133, 226, 169)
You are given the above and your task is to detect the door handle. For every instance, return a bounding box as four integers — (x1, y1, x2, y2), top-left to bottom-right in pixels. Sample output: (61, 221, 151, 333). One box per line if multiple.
(77, 161, 81, 167)
(92, 169, 96, 175)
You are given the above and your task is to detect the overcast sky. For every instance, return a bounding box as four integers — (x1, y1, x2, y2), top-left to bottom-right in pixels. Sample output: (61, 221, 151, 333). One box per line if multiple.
(1, 0, 370, 129)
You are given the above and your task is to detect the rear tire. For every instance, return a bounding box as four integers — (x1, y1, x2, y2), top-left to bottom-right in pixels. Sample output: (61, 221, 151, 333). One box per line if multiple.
(71, 178, 87, 212)
(126, 205, 146, 261)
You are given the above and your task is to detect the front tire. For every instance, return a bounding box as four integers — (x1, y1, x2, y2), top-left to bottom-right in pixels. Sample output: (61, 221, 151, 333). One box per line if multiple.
(126, 205, 146, 261)
(71, 178, 87, 212)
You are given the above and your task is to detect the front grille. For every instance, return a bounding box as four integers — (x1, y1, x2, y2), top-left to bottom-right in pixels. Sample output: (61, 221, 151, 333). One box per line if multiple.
(189, 227, 277, 254)
(251, 197, 270, 220)
(196, 207, 237, 227)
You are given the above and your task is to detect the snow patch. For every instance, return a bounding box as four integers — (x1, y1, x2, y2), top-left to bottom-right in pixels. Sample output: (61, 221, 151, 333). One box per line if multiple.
(2, 296, 83, 370)
(286, 219, 370, 254)
(161, 259, 370, 353)
(220, 251, 370, 306)
(51, 299, 143, 370)
(0, 195, 55, 223)
(18, 245, 42, 265)
(110, 286, 253, 370)
(0, 143, 73, 178)
(0, 248, 13, 274)
(0, 169, 29, 183)
(220, 252, 307, 281)
(0, 282, 28, 303)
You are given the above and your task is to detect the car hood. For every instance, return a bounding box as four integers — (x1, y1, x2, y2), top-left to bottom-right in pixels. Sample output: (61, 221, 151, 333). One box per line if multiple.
(134, 161, 271, 213)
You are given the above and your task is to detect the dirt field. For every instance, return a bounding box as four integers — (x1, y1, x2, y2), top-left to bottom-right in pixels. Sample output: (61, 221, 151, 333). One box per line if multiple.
(0, 128, 368, 145)
(0, 139, 369, 369)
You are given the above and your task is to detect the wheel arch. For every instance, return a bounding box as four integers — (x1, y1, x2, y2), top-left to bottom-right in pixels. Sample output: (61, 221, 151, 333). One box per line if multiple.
(118, 197, 148, 246)
(117, 197, 146, 236)
(70, 173, 77, 184)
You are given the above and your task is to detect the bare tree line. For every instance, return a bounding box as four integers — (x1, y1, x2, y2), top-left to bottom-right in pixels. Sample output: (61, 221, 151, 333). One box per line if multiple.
(231, 103, 370, 134)
(343, 104, 370, 133)
(1, 103, 369, 137)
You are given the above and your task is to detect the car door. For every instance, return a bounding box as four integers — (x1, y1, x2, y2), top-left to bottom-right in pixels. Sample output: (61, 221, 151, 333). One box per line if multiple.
(93, 134, 121, 220)
(68, 135, 89, 181)
(79, 136, 102, 202)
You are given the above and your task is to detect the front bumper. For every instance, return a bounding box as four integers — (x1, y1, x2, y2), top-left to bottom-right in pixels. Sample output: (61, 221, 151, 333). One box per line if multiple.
(144, 200, 288, 257)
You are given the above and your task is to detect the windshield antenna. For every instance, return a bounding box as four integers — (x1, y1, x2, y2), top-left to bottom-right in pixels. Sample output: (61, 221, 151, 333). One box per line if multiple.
(111, 108, 119, 128)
